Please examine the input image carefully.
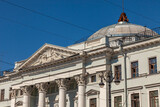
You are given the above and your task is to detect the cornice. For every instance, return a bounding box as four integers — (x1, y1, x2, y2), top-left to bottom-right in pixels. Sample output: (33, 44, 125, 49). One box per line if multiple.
(145, 83, 160, 88)
(0, 47, 112, 83)
(17, 47, 112, 73)
(111, 86, 143, 94)
(113, 36, 160, 54)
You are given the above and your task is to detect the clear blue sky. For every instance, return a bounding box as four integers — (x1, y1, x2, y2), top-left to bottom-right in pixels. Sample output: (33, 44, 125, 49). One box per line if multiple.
(0, 0, 160, 71)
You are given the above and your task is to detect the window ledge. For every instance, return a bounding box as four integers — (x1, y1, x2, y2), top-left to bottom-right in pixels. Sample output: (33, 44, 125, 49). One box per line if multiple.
(128, 71, 160, 80)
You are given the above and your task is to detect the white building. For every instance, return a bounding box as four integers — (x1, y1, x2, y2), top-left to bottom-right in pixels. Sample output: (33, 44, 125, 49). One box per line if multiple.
(0, 12, 160, 107)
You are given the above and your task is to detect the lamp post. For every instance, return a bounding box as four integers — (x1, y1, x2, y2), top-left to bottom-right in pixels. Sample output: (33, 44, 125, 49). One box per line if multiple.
(99, 71, 120, 107)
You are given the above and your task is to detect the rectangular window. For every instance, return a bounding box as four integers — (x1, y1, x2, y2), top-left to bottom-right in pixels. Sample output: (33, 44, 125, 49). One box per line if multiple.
(114, 96, 122, 107)
(149, 57, 157, 74)
(16, 90, 18, 96)
(90, 98, 97, 107)
(1, 89, 5, 101)
(150, 90, 159, 107)
(20, 90, 23, 96)
(115, 65, 121, 81)
(131, 93, 140, 107)
(91, 75, 96, 82)
(9, 92, 11, 100)
(131, 61, 139, 78)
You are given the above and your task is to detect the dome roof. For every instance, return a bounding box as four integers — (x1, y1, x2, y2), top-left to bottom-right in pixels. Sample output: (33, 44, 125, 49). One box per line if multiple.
(88, 21, 155, 41)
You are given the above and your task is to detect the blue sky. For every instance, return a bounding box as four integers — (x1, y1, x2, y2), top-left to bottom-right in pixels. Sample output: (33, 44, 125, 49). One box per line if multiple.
(0, 0, 160, 71)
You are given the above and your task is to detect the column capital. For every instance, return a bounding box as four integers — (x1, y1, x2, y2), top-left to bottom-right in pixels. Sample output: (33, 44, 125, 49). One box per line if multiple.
(21, 85, 32, 95)
(36, 82, 48, 93)
(56, 78, 67, 88)
(74, 75, 86, 85)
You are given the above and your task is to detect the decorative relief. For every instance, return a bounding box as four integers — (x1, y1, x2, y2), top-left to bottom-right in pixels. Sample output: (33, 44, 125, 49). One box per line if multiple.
(15, 101, 23, 106)
(56, 79, 68, 88)
(75, 75, 86, 85)
(36, 83, 49, 92)
(21, 86, 32, 95)
(31, 48, 71, 66)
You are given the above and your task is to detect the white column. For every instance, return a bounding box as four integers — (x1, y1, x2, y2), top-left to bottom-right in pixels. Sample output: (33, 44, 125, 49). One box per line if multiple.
(78, 83, 85, 107)
(59, 87, 66, 107)
(21, 86, 31, 107)
(75, 75, 86, 107)
(23, 93, 30, 107)
(56, 79, 67, 107)
(36, 83, 48, 107)
(11, 89, 16, 107)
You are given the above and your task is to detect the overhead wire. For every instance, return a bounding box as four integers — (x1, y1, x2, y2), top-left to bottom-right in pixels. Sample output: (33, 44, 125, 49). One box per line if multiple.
(0, 60, 14, 66)
(0, 15, 75, 42)
(0, 0, 94, 33)
(103, 0, 160, 24)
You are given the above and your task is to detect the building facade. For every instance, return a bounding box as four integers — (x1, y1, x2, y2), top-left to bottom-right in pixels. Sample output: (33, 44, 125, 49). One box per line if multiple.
(0, 13, 160, 107)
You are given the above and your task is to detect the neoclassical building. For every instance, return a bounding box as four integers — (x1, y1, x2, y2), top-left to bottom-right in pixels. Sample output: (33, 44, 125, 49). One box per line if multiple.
(0, 13, 160, 107)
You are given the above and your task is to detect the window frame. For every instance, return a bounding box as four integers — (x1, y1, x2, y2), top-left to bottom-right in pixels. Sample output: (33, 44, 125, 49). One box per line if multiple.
(90, 98, 97, 107)
(114, 96, 122, 107)
(131, 93, 140, 107)
(0, 89, 5, 101)
(91, 75, 97, 83)
(149, 57, 157, 74)
(131, 61, 139, 78)
(149, 90, 159, 107)
(114, 65, 122, 81)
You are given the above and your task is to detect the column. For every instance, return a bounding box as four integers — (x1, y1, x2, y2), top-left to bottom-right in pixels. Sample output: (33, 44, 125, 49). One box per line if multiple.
(75, 75, 86, 107)
(11, 89, 16, 107)
(36, 83, 48, 107)
(56, 79, 67, 107)
(21, 86, 32, 107)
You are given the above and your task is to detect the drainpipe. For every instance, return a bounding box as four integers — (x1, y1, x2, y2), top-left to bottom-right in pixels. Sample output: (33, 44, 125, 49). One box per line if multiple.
(119, 40, 128, 107)
(124, 52, 128, 107)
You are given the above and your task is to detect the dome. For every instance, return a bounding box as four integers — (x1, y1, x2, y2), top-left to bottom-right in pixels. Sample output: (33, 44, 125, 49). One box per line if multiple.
(88, 21, 156, 41)
(87, 12, 157, 41)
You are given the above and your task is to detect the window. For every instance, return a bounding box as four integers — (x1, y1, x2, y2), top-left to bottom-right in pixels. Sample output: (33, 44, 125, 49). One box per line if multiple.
(91, 75, 96, 82)
(16, 90, 18, 96)
(1, 89, 5, 101)
(114, 96, 122, 107)
(131, 93, 140, 107)
(90, 98, 97, 107)
(149, 57, 157, 74)
(20, 90, 23, 96)
(9, 92, 11, 100)
(115, 65, 121, 80)
(131, 61, 139, 78)
(150, 90, 159, 107)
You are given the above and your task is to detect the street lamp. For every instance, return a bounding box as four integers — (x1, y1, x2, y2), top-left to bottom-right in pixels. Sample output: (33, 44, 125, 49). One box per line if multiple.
(99, 71, 120, 107)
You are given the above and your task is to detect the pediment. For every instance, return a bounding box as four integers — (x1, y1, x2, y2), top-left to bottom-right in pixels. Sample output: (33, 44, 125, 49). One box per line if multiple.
(16, 44, 79, 70)
(86, 89, 100, 96)
(30, 47, 72, 66)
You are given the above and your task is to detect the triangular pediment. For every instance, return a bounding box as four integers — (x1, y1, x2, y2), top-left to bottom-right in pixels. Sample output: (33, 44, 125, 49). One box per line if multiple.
(16, 44, 79, 70)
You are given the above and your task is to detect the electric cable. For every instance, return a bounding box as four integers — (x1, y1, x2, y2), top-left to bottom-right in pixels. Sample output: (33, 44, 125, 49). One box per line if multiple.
(0, 60, 14, 66)
(0, 0, 94, 33)
(103, 0, 160, 24)
(0, 15, 75, 41)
